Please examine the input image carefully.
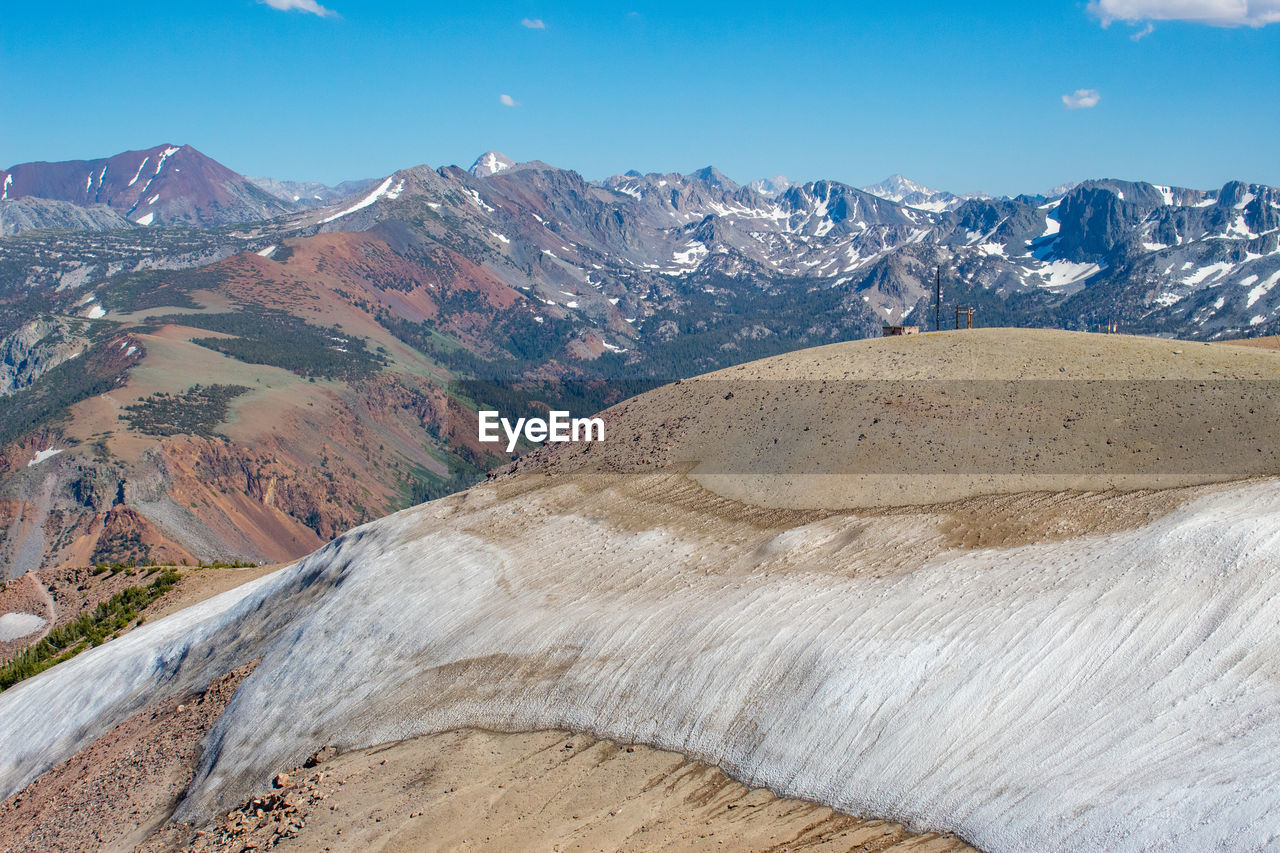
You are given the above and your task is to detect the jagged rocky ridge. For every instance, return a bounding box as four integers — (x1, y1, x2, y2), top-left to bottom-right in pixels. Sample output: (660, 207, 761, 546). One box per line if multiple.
(298, 158, 1280, 343)
(5, 146, 1280, 343)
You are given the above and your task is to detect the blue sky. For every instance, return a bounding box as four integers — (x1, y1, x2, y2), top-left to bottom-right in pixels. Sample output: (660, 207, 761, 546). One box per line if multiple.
(2, 1, 1277, 195)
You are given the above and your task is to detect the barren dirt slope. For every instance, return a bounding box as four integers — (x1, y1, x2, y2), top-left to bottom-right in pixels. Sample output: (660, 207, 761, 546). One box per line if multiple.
(520, 328, 1280, 506)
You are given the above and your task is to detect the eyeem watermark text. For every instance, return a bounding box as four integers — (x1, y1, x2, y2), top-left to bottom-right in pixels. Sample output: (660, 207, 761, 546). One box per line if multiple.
(478, 410, 604, 453)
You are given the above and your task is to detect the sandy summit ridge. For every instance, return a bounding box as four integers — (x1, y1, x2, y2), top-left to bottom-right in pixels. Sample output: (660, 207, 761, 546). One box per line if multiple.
(147, 729, 970, 853)
(514, 328, 1280, 507)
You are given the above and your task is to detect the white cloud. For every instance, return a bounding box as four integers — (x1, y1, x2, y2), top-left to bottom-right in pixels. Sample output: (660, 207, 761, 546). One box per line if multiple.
(1062, 89, 1102, 109)
(1089, 0, 1280, 27)
(499, 94, 520, 107)
(521, 17, 545, 28)
(1131, 21, 1157, 37)
(261, 0, 336, 16)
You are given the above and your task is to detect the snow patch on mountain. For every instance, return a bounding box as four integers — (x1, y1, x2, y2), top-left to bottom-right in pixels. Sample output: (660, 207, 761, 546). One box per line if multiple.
(748, 175, 792, 197)
(861, 174, 941, 203)
(470, 151, 515, 178)
(3, 480, 1280, 852)
(26, 447, 63, 467)
(320, 176, 394, 224)
(127, 158, 149, 187)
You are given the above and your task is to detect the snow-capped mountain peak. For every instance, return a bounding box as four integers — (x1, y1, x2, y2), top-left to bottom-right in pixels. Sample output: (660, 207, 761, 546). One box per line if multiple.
(860, 173, 984, 213)
(861, 174, 941, 202)
(748, 175, 792, 197)
(1044, 181, 1080, 199)
(470, 151, 516, 177)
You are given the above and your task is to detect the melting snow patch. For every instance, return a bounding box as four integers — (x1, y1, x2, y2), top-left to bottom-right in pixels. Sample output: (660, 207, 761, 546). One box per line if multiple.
(1184, 262, 1234, 287)
(1226, 215, 1259, 240)
(463, 188, 495, 213)
(86, 304, 106, 320)
(1250, 314, 1267, 326)
(0, 614, 46, 643)
(906, 199, 953, 213)
(154, 146, 180, 174)
(27, 448, 63, 467)
(672, 242, 709, 266)
(127, 158, 149, 187)
(6, 481, 1280, 853)
(256, 245, 277, 258)
(321, 177, 394, 224)
(1037, 261, 1100, 289)
(135, 212, 155, 226)
(385, 179, 405, 200)
(1246, 271, 1280, 308)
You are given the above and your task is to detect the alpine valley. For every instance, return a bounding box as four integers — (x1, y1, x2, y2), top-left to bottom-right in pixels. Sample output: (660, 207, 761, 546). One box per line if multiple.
(2, 143, 1279, 575)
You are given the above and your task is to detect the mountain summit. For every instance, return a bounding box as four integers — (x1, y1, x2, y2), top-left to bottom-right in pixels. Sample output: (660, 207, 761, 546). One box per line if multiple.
(861, 173, 942, 202)
(0, 144, 293, 227)
(685, 166, 739, 191)
(748, 175, 792, 197)
(860, 173, 983, 213)
(470, 151, 516, 177)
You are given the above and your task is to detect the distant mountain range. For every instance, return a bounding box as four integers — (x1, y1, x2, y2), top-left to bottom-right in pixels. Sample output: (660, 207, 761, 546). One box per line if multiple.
(2, 142, 1279, 574)
(859, 173, 992, 213)
(4, 144, 1279, 344)
(247, 175, 382, 210)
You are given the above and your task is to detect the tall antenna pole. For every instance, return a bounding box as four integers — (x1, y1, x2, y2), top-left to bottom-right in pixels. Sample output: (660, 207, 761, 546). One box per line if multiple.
(935, 266, 942, 332)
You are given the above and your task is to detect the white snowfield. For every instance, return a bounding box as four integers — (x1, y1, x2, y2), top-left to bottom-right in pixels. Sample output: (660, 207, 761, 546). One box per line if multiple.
(3, 479, 1280, 850)
(0, 613, 45, 642)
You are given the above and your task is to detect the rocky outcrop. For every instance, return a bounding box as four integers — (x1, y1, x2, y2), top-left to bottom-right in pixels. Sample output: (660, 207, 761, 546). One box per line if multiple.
(0, 319, 89, 397)
(0, 198, 132, 236)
